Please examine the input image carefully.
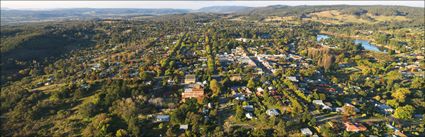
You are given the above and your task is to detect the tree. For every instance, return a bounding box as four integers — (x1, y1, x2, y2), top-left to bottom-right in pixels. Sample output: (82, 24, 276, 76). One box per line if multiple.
(322, 54, 334, 71)
(274, 120, 287, 136)
(394, 105, 415, 120)
(165, 127, 176, 137)
(235, 104, 244, 121)
(127, 117, 141, 136)
(247, 79, 255, 89)
(411, 77, 424, 89)
(213, 127, 224, 136)
(79, 102, 98, 117)
(82, 113, 113, 137)
(116, 129, 129, 137)
(252, 128, 266, 136)
(391, 88, 411, 103)
(111, 98, 138, 122)
(210, 79, 221, 96)
(386, 99, 399, 108)
(342, 105, 356, 116)
(385, 71, 402, 86)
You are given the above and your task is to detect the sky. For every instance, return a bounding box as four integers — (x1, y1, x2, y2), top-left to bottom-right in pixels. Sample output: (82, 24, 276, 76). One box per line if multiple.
(1, 1, 424, 10)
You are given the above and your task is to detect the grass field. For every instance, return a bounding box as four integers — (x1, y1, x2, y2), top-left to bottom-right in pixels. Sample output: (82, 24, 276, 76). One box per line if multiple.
(306, 10, 410, 24)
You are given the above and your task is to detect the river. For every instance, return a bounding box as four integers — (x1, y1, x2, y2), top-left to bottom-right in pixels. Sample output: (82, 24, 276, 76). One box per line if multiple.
(317, 34, 383, 52)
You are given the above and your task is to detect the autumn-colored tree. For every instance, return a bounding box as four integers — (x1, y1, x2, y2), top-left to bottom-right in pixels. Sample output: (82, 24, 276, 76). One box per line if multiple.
(342, 105, 356, 116)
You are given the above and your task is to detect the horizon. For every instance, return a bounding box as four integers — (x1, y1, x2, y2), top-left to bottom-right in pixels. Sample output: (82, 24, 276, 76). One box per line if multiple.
(1, 1, 424, 10)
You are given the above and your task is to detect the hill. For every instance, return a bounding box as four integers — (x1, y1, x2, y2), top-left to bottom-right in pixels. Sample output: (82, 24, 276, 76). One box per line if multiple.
(1, 8, 191, 24)
(196, 6, 253, 13)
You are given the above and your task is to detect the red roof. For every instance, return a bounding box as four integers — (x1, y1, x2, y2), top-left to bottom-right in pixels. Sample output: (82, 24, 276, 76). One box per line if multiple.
(344, 122, 367, 132)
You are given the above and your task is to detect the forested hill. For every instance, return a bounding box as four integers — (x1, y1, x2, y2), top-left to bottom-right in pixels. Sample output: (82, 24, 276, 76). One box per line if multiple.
(2, 5, 423, 25)
(1, 8, 191, 24)
(237, 5, 425, 26)
(1, 21, 104, 84)
(196, 6, 252, 13)
(244, 5, 423, 19)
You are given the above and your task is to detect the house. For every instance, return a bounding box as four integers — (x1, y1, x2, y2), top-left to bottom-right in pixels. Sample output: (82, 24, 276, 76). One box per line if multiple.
(386, 124, 407, 137)
(185, 75, 196, 84)
(344, 122, 366, 132)
(180, 124, 189, 130)
(375, 103, 394, 114)
(182, 84, 205, 102)
(266, 109, 279, 116)
(336, 103, 360, 113)
(81, 84, 90, 89)
(155, 115, 170, 122)
(230, 74, 242, 81)
(245, 113, 254, 119)
(313, 100, 332, 110)
(235, 95, 246, 101)
(243, 105, 254, 112)
(300, 128, 313, 136)
(256, 87, 264, 92)
(287, 76, 299, 82)
(235, 38, 252, 43)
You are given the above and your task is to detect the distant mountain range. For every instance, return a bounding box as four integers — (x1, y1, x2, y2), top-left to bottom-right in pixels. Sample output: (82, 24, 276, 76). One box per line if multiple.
(0, 8, 191, 24)
(196, 6, 252, 13)
(1, 5, 423, 24)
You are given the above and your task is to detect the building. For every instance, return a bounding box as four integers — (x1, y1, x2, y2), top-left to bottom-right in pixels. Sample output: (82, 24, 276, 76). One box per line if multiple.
(243, 105, 254, 112)
(375, 103, 394, 114)
(185, 75, 196, 84)
(180, 124, 189, 130)
(230, 74, 242, 81)
(344, 122, 367, 132)
(287, 76, 299, 82)
(182, 83, 205, 102)
(266, 109, 280, 116)
(301, 128, 313, 136)
(245, 113, 254, 119)
(313, 100, 332, 110)
(155, 115, 170, 122)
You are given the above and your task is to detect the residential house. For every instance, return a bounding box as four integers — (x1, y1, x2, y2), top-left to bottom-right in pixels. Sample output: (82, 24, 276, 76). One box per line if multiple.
(155, 115, 170, 122)
(344, 122, 367, 132)
(185, 74, 196, 84)
(386, 124, 407, 137)
(180, 125, 189, 130)
(230, 74, 242, 81)
(182, 83, 205, 102)
(287, 76, 299, 82)
(245, 113, 254, 119)
(312, 100, 332, 110)
(375, 103, 394, 114)
(243, 105, 254, 112)
(266, 109, 279, 116)
(300, 128, 313, 136)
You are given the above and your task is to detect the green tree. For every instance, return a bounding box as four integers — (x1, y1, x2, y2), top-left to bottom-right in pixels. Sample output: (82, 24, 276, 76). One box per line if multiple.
(342, 105, 356, 116)
(394, 105, 415, 120)
(235, 104, 244, 121)
(82, 113, 113, 137)
(411, 77, 424, 89)
(79, 102, 98, 117)
(210, 79, 221, 96)
(116, 129, 129, 137)
(247, 79, 255, 89)
(391, 88, 411, 103)
(252, 128, 266, 136)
